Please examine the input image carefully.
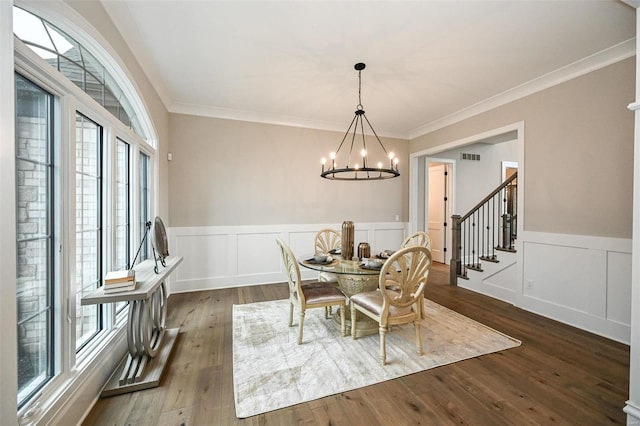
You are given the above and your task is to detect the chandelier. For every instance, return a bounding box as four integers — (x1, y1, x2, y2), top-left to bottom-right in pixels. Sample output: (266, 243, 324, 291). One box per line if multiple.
(320, 63, 400, 181)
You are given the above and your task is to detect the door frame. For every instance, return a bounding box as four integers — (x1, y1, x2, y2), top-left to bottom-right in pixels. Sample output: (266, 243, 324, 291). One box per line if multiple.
(409, 121, 524, 297)
(425, 159, 454, 264)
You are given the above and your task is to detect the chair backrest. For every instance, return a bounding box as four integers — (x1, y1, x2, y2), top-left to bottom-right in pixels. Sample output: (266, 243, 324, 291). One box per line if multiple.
(276, 238, 305, 304)
(314, 228, 341, 254)
(402, 231, 432, 250)
(379, 245, 432, 309)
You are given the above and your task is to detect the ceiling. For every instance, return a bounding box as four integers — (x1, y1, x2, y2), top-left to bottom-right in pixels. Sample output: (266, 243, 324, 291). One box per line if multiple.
(100, 1, 635, 140)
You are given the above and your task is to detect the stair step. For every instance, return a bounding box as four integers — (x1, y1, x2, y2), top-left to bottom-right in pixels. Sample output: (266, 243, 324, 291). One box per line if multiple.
(466, 264, 483, 272)
(457, 274, 469, 280)
(479, 255, 499, 263)
(495, 246, 517, 253)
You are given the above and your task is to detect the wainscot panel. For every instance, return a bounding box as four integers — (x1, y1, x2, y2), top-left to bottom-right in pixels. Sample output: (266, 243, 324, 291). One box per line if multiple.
(167, 222, 408, 293)
(519, 231, 631, 344)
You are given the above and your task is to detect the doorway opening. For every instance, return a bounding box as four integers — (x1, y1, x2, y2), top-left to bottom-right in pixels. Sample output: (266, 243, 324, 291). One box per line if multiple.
(427, 161, 454, 264)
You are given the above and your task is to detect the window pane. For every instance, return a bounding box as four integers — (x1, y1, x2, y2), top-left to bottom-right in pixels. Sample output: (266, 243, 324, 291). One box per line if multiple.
(44, 22, 74, 57)
(114, 139, 130, 270)
(14, 6, 148, 139)
(139, 153, 150, 262)
(75, 113, 102, 351)
(13, 8, 54, 51)
(103, 85, 119, 122)
(59, 56, 84, 91)
(15, 73, 54, 406)
(85, 72, 103, 107)
(114, 140, 130, 313)
(81, 47, 104, 85)
(17, 239, 50, 322)
(18, 312, 52, 401)
(16, 160, 49, 239)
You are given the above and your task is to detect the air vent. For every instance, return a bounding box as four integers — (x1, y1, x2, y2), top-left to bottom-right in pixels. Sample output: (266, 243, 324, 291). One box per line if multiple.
(461, 153, 480, 161)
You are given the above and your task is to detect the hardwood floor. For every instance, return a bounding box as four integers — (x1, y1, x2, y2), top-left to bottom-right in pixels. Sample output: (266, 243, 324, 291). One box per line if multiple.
(83, 263, 630, 425)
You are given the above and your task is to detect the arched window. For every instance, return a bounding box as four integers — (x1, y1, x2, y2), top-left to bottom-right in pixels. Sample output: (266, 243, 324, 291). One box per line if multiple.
(11, 2, 158, 417)
(13, 6, 146, 139)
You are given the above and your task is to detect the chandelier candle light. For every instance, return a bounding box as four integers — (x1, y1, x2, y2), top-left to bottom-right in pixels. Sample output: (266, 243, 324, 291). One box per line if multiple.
(321, 63, 400, 181)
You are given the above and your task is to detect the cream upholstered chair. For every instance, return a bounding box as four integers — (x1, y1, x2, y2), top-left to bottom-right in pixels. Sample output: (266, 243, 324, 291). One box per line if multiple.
(314, 228, 341, 284)
(350, 245, 432, 365)
(402, 231, 432, 250)
(401, 231, 432, 319)
(276, 238, 346, 344)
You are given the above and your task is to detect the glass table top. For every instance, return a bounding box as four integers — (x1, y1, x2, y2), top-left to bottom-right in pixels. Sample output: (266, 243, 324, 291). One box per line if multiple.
(297, 255, 382, 276)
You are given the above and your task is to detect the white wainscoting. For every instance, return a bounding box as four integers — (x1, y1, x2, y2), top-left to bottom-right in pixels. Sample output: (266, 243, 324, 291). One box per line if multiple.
(166, 222, 408, 294)
(519, 231, 632, 344)
(458, 250, 518, 305)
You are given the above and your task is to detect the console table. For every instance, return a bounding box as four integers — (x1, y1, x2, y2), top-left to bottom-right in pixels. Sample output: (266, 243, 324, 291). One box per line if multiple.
(81, 255, 183, 397)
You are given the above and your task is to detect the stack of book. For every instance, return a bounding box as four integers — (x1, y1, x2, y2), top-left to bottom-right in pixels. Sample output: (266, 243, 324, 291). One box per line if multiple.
(104, 269, 136, 293)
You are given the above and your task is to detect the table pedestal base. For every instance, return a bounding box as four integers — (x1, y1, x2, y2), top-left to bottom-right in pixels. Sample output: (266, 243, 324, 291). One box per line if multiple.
(333, 273, 379, 338)
(101, 328, 179, 397)
(333, 307, 379, 337)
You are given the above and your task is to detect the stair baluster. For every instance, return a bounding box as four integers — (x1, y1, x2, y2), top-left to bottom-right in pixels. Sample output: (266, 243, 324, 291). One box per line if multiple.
(450, 172, 518, 285)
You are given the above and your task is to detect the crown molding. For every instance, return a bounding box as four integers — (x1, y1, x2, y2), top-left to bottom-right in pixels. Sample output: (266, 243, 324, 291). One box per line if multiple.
(408, 38, 636, 140)
(171, 38, 635, 142)
(622, 0, 640, 9)
(170, 102, 410, 140)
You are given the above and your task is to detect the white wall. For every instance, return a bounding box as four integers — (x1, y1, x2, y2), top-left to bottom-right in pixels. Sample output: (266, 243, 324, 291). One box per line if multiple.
(167, 222, 407, 293)
(462, 232, 632, 344)
(433, 138, 519, 215)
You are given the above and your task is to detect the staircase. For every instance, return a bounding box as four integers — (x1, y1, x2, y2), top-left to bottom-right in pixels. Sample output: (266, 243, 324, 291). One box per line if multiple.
(450, 172, 518, 297)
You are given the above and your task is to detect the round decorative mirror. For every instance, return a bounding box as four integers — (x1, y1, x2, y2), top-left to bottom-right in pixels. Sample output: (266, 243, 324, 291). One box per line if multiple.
(152, 216, 169, 264)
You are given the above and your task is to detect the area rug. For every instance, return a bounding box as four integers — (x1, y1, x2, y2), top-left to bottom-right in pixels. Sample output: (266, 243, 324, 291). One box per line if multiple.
(232, 298, 521, 418)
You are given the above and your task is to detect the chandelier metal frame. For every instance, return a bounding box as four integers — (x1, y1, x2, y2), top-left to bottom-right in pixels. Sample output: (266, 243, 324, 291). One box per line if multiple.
(320, 63, 400, 181)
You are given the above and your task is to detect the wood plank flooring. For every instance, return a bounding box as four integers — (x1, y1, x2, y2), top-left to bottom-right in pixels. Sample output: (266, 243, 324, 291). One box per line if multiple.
(83, 263, 630, 425)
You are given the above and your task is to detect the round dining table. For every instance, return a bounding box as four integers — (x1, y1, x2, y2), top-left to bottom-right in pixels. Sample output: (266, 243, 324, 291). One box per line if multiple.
(298, 254, 384, 337)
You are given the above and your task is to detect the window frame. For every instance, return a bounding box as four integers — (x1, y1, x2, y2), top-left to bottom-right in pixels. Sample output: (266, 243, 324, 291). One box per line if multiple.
(14, 32, 157, 416)
(14, 72, 56, 408)
(74, 111, 104, 353)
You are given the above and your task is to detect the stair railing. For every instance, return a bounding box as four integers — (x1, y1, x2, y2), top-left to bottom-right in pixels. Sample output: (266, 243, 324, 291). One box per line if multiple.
(450, 172, 518, 285)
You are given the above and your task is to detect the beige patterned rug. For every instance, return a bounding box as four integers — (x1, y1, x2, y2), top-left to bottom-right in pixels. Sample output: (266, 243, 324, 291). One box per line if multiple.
(233, 298, 521, 418)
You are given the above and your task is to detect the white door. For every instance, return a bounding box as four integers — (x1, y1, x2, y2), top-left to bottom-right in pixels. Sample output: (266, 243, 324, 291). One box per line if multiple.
(428, 164, 446, 263)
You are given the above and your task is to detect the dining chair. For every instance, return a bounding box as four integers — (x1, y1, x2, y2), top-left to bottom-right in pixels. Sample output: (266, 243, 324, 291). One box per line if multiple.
(276, 238, 347, 344)
(350, 245, 432, 365)
(402, 231, 432, 250)
(401, 231, 432, 319)
(314, 228, 341, 285)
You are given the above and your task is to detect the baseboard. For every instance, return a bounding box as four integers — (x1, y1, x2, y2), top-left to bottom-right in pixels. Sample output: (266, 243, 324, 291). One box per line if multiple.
(624, 400, 640, 425)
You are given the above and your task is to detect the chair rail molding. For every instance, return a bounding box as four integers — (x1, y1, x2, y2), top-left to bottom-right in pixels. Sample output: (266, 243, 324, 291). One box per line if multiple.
(167, 222, 408, 294)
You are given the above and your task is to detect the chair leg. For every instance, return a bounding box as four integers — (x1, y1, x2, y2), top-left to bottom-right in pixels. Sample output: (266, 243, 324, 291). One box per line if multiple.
(340, 303, 346, 336)
(289, 302, 294, 327)
(380, 325, 387, 366)
(298, 310, 305, 344)
(350, 303, 357, 339)
(325, 306, 332, 319)
(414, 320, 423, 355)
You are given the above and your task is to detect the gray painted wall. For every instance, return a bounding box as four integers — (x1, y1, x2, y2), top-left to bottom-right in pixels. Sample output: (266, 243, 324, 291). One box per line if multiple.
(411, 58, 635, 239)
(168, 114, 410, 226)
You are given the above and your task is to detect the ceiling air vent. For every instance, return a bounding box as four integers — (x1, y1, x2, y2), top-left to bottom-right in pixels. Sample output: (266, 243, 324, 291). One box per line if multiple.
(461, 153, 480, 161)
